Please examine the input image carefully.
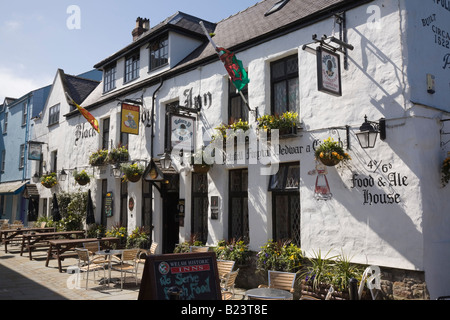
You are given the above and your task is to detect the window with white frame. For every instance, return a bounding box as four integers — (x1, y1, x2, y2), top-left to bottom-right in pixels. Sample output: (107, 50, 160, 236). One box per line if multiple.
(271, 55, 299, 115)
(103, 64, 116, 93)
(124, 52, 140, 83)
(3, 112, 8, 134)
(19, 144, 25, 169)
(48, 104, 60, 125)
(22, 102, 28, 126)
(149, 35, 169, 71)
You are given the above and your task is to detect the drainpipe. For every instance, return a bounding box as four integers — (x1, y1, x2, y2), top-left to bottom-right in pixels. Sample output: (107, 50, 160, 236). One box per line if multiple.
(23, 93, 33, 183)
(149, 77, 164, 245)
(151, 77, 164, 158)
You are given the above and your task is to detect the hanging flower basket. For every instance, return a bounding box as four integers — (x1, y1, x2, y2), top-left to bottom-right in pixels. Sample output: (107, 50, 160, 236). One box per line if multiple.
(89, 149, 108, 166)
(315, 137, 351, 167)
(120, 163, 144, 183)
(40, 172, 58, 189)
(74, 170, 91, 186)
(107, 145, 129, 164)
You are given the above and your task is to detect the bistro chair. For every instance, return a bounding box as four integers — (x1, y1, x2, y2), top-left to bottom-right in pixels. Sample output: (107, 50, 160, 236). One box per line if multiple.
(258, 270, 297, 295)
(217, 259, 235, 281)
(221, 269, 239, 299)
(75, 248, 107, 290)
(83, 242, 108, 265)
(136, 242, 158, 273)
(111, 248, 140, 290)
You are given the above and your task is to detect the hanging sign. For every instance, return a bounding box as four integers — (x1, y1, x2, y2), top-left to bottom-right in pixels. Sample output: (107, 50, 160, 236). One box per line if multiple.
(317, 47, 342, 97)
(121, 103, 140, 135)
(28, 142, 43, 161)
(170, 114, 195, 152)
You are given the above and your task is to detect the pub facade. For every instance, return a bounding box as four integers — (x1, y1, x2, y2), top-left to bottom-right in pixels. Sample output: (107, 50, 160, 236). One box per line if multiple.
(31, 0, 450, 298)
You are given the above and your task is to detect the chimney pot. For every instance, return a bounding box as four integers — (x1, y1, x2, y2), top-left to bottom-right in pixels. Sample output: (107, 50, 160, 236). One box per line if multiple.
(132, 17, 150, 41)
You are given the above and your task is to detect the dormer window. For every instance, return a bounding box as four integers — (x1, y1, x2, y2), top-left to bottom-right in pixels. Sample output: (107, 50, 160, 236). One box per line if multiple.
(124, 52, 140, 83)
(103, 64, 116, 93)
(149, 35, 169, 71)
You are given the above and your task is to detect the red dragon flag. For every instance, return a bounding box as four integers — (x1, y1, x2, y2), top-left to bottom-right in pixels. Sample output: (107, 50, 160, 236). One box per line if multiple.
(216, 47, 250, 92)
(65, 92, 99, 133)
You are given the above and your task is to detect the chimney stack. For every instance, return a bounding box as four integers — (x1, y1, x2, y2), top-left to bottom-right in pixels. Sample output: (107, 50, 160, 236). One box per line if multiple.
(132, 17, 150, 41)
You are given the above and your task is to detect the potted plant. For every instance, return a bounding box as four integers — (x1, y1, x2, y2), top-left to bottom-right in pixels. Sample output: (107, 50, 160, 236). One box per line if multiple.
(89, 149, 108, 166)
(126, 227, 150, 249)
(314, 137, 351, 167)
(212, 119, 250, 144)
(441, 152, 450, 187)
(256, 239, 303, 272)
(107, 145, 129, 164)
(40, 172, 58, 189)
(120, 162, 144, 183)
(215, 239, 251, 266)
(73, 170, 90, 186)
(257, 111, 299, 137)
(106, 224, 127, 248)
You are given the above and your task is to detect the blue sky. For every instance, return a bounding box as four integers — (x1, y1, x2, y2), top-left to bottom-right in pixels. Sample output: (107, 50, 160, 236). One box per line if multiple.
(0, 0, 261, 102)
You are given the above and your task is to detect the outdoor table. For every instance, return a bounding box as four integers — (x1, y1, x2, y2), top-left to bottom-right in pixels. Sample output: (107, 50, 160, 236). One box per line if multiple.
(96, 249, 124, 285)
(0, 227, 55, 253)
(20, 230, 85, 260)
(245, 288, 293, 300)
(45, 237, 120, 272)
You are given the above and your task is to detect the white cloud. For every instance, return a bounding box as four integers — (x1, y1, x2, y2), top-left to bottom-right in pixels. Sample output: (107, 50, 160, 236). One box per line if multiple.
(0, 67, 53, 102)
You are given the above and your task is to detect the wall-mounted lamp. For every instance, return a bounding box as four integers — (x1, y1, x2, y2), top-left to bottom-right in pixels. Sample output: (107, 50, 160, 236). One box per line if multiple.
(356, 115, 386, 149)
(112, 164, 122, 178)
(59, 169, 67, 181)
(160, 152, 172, 170)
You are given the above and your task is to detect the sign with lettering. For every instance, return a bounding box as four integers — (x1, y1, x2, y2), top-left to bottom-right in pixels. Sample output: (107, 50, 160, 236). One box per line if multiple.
(317, 47, 342, 96)
(105, 192, 113, 217)
(170, 114, 195, 152)
(138, 252, 221, 300)
(121, 103, 140, 135)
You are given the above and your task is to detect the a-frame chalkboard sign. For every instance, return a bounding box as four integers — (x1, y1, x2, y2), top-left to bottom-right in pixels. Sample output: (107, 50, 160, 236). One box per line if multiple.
(138, 252, 222, 300)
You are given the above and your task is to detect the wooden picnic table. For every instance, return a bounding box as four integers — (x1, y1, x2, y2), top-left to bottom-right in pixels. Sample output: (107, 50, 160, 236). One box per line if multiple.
(0, 227, 55, 253)
(20, 230, 86, 260)
(45, 237, 120, 272)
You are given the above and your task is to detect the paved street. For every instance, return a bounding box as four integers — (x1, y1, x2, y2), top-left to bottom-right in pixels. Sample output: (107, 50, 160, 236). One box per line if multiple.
(0, 243, 246, 300)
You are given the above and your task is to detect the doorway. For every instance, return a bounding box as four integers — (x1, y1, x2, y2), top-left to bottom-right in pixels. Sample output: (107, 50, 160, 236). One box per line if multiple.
(162, 174, 180, 254)
(162, 192, 180, 254)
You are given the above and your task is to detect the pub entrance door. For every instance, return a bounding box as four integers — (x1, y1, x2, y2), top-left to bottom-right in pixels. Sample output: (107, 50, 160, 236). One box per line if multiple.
(162, 174, 180, 254)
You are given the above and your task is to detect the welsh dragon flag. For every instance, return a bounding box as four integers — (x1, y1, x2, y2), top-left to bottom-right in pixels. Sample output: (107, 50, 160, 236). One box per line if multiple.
(216, 47, 250, 92)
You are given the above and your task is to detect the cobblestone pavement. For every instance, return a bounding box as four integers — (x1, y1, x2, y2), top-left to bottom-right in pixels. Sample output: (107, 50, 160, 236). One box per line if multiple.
(0, 244, 246, 300)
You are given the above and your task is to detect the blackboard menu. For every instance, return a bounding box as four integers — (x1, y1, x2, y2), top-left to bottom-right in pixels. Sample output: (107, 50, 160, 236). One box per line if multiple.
(138, 252, 221, 300)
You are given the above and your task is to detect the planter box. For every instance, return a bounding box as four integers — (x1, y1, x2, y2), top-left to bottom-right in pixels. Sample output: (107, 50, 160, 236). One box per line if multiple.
(193, 164, 210, 173)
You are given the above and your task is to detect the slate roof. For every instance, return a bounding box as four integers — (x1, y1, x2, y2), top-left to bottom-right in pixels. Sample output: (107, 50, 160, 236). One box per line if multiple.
(94, 11, 216, 69)
(59, 69, 100, 105)
(82, 0, 368, 110)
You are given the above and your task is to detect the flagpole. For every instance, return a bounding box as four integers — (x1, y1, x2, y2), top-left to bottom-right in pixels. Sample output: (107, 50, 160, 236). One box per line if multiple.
(199, 21, 253, 114)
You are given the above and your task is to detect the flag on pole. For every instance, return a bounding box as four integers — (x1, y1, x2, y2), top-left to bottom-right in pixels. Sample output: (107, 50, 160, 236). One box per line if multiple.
(65, 92, 100, 133)
(216, 47, 250, 92)
(199, 21, 250, 93)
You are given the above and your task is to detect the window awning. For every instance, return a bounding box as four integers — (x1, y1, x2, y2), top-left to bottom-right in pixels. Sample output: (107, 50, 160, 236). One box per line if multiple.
(0, 181, 28, 195)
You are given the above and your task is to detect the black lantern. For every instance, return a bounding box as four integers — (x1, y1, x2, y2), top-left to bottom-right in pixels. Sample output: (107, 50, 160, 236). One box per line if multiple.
(356, 116, 386, 149)
(59, 168, 67, 181)
(160, 152, 172, 170)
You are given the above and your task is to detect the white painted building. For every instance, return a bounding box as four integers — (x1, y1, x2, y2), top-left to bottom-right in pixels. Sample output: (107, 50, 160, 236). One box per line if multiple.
(32, 0, 450, 298)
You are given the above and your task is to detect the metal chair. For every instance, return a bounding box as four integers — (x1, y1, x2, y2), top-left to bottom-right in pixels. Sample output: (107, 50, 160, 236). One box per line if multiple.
(75, 248, 106, 290)
(111, 248, 140, 290)
(136, 242, 158, 273)
(83, 241, 108, 265)
(190, 246, 209, 252)
(217, 259, 235, 281)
